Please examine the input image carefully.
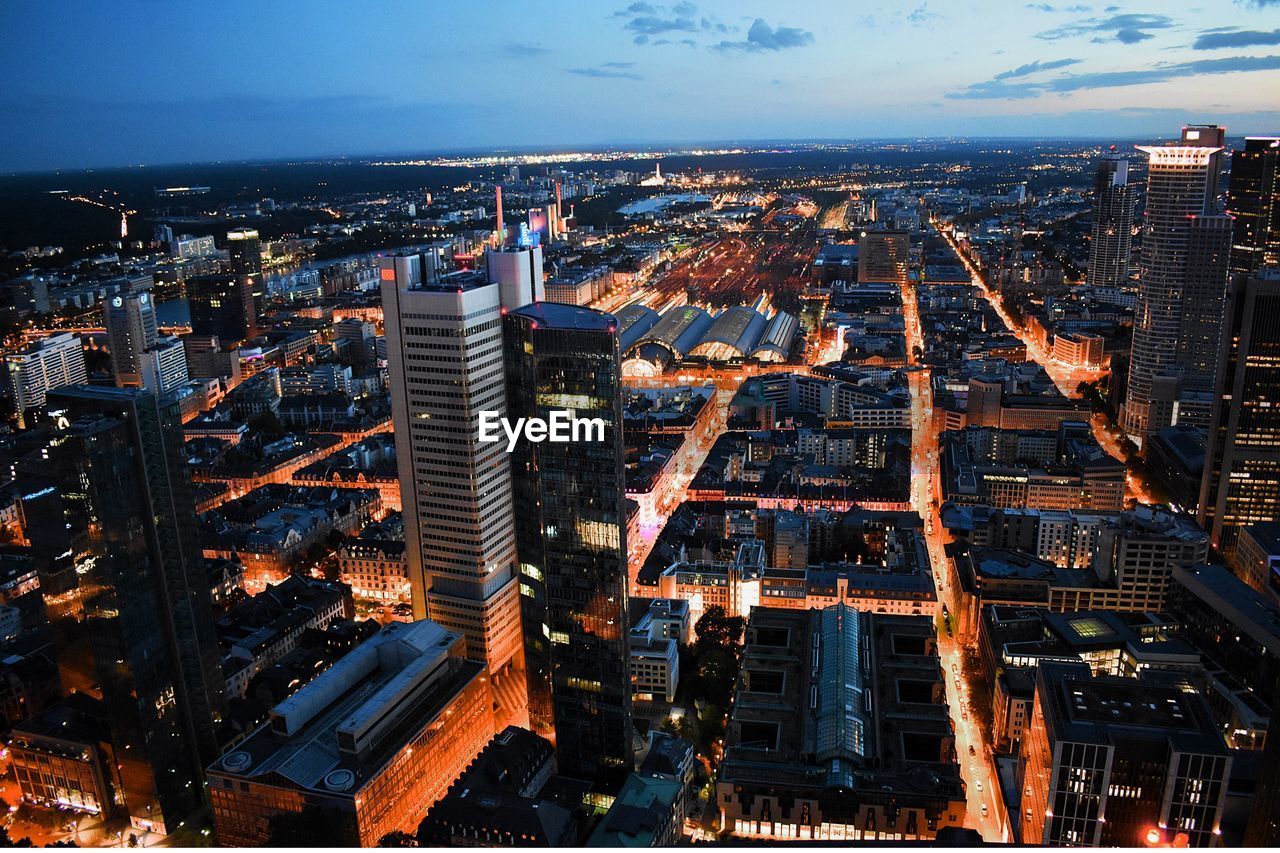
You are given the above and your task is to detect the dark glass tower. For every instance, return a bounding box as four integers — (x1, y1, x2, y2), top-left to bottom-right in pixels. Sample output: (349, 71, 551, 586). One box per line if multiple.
(1086, 153, 1136, 290)
(187, 273, 255, 344)
(32, 386, 227, 833)
(225, 227, 264, 330)
(1199, 269, 1280, 567)
(1229, 137, 1280, 276)
(504, 302, 634, 789)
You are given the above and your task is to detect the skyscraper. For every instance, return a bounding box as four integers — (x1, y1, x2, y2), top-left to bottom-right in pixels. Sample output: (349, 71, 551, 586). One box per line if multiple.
(858, 229, 911, 286)
(1086, 153, 1136, 291)
(486, 243, 545, 309)
(3, 332, 86, 428)
(226, 227, 264, 329)
(1122, 125, 1232, 443)
(187, 273, 255, 344)
(504, 302, 634, 788)
(104, 289, 158, 387)
(31, 386, 226, 834)
(380, 252, 523, 673)
(1200, 268, 1280, 567)
(1229, 136, 1280, 276)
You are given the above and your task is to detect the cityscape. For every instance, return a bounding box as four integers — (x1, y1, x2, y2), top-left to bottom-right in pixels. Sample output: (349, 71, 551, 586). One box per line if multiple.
(2, 0, 1280, 848)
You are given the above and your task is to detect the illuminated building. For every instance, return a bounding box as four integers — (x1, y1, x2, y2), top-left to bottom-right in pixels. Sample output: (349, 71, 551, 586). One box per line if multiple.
(1086, 153, 1137, 291)
(485, 243, 545, 310)
(3, 332, 86, 429)
(32, 386, 227, 835)
(718, 605, 966, 841)
(1229, 137, 1280, 275)
(103, 289, 158, 386)
(1199, 269, 1280, 565)
(504, 302, 634, 788)
(207, 620, 495, 847)
(226, 227, 265, 327)
(188, 273, 256, 345)
(380, 252, 522, 673)
(1123, 125, 1232, 442)
(8, 694, 115, 816)
(1018, 661, 1230, 847)
(857, 229, 911, 287)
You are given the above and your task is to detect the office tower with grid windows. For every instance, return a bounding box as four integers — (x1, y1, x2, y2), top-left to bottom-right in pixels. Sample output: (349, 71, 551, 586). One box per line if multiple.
(504, 301, 634, 789)
(857, 228, 911, 286)
(380, 252, 523, 674)
(103, 289, 158, 386)
(1200, 268, 1280, 566)
(1229, 137, 1280, 276)
(1122, 125, 1232, 443)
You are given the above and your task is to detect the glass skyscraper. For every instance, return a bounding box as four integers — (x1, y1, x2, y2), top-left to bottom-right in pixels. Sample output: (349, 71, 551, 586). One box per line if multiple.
(1123, 125, 1232, 442)
(1229, 137, 1280, 276)
(504, 302, 634, 789)
(1086, 153, 1136, 291)
(32, 386, 226, 834)
(1200, 269, 1280, 567)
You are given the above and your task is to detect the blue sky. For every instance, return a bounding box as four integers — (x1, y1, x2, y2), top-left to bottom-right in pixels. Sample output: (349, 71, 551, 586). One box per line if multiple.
(1, 0, 1278, 171)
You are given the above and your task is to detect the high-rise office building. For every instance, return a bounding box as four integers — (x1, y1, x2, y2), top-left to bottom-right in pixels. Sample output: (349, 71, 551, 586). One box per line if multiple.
(857, 229, 911, 286)
(1200, 268, 1280, 566)
(226, 227, 265, 326)
(4, 332, 86, 428)
(1123, 125, 1232, 443)
(187, 273, 255, 344)
(104, 290, 158, 386)
(504, 302, 634, 788)
(1229, 137, 1280, 276)
(1086, 153, 1136, 290)
(1019, 661, 1230, 847)
(380, 252, 522, 673)
(485, 244, 545, 309)
(139, 335, 189, 393)
(31, 386, 226, 834)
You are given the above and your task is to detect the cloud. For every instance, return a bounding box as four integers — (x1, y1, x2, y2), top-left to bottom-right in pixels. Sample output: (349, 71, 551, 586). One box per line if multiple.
(567, 64, 644, 80)
(713, 18, 815, 52)
(994, 57, 1082, 79)
(1194, 28, 1280, 49)
(613, 2, 658, 15)
(620, 8, 699, 40)
(949, 52, 1280, 98)
(1037, 12, 1174, 43)
(1024, 3, 1093, 10)
(907, 3, 941, 24)
(502, 42, 549, 57)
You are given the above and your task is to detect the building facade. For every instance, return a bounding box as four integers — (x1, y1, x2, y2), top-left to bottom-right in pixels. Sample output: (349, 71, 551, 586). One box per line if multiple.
(34, 386, 227, 834)
(505, 302, 634, 788)
(380, 253, 522, 672)
(1199, 269, 1280, 565)
(1123, 126, 1231, 442)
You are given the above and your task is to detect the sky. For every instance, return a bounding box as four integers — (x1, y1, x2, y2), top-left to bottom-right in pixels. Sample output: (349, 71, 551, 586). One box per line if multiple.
(1, 0, 1279, 172)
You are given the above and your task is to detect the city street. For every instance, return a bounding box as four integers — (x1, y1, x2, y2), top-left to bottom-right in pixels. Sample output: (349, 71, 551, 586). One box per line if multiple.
(902, 280, 1007, 843)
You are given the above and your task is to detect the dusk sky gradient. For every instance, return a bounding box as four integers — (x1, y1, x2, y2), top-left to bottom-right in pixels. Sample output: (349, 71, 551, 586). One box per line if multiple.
(2, 0, 1279, 172)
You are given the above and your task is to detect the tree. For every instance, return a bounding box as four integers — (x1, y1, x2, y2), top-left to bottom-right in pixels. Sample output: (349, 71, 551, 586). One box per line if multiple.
(248, 410, 285, 439)
(378, 831, 417, 847)
(693, 606, 744, 655)
(266, 806, 358, 848)
(0, 825, 35, 847)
